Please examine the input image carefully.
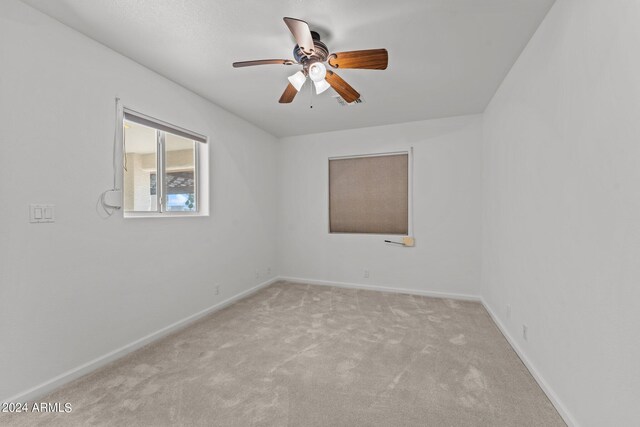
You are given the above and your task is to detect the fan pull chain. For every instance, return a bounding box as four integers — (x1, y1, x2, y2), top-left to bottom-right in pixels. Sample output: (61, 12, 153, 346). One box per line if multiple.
(309, 81, 313, 109)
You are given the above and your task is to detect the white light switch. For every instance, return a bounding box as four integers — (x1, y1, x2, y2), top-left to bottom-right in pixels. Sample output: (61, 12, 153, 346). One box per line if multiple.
(30, 204, 55, 223)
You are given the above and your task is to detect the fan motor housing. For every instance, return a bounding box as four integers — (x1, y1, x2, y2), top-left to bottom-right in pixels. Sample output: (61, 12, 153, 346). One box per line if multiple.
(293, 32, 329, 67)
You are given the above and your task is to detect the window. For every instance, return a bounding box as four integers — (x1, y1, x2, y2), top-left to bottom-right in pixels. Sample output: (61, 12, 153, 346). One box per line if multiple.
(329, 152, 409, 234)
(123, 110, 206, 217)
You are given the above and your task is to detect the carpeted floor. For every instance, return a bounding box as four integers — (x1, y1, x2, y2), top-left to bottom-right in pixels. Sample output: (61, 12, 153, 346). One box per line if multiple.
(3, 281, 565, 426)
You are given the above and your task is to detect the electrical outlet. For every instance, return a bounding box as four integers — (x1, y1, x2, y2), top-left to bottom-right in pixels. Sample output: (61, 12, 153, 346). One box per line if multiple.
(522, 325, 528, 341)
(215, 285, 220, 296)
(267, 267, 272, 276)
(255, 270, 260, 279)
(506, 304, 511, 321)
(363, 270, 370, 279)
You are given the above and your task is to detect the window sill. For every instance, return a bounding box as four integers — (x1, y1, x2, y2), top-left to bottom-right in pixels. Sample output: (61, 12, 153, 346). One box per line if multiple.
(123, 211, 209, 219)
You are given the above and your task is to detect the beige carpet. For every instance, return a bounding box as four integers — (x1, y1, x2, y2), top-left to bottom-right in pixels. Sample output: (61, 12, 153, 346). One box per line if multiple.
(3, 281, 564, 426)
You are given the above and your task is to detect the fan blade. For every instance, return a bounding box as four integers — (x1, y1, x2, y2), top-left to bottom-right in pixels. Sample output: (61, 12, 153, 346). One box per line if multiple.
(233, 59, 295, 68)
(325, 70, 360, 103)
(279, 83, 298, 103)
(328, 49, 388, 70)
(283, 17, 314, 55)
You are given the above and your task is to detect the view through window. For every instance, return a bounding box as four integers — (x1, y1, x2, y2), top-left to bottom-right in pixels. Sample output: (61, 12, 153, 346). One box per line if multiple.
(123, 112, 204, 216)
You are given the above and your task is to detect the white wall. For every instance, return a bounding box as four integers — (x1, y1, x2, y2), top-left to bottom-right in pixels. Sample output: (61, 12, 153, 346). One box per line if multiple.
(4, 1, 636, 424)
(482, 0, 640, 425)
(278, 116, 482, 298)
(0, 0, 278, 401)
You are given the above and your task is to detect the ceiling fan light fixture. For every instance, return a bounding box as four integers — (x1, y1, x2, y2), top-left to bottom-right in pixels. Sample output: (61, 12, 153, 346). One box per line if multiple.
(232, 17, 386, 104)
(314, 79, 331, 95)
(287, 71, 306, 91)
(308, 62, 326, 82)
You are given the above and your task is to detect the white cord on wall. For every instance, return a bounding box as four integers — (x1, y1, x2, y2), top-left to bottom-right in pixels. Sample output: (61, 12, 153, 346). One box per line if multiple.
(96, 97, 122, 218)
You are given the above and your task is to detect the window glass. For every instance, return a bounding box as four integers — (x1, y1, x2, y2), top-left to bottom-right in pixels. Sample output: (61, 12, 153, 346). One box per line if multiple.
(123, 111, 204, 217)
(164, 133, 196, 212)
(123, 121, 157, 212)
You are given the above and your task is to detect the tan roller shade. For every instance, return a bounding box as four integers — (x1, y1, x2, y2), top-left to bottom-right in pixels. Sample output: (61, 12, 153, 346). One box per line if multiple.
(329, 154, 408, 234)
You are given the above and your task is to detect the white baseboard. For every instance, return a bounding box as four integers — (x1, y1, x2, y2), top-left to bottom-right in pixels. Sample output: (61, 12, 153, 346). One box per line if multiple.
(277, 276, 481, 301)
(3, 277, 279, 404)
(481, 298, 577, 427)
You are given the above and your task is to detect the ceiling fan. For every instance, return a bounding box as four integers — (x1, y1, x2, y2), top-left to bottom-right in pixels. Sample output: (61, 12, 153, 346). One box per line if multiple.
(232, 17, 388, 104)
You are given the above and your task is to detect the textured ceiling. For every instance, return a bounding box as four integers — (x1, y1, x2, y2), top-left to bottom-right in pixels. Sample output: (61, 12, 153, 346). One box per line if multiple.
(21, 0, 555, 137)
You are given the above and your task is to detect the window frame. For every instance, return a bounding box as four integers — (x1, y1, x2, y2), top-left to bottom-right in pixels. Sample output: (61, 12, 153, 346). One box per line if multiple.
(122, 107, 207, 219)
(327, 149, 414, 236)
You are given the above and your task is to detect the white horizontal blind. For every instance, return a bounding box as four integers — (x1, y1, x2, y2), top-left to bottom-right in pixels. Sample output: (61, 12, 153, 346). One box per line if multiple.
(123, 109, 207, 143)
